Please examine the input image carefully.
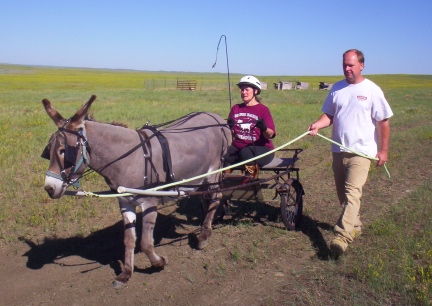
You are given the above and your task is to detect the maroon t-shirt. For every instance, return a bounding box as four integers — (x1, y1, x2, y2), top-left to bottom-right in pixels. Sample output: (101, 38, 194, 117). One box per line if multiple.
(228, 103, 276, 150)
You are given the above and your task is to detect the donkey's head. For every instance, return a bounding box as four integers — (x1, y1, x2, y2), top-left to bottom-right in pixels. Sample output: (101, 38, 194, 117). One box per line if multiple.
(41, 95, 96, 198)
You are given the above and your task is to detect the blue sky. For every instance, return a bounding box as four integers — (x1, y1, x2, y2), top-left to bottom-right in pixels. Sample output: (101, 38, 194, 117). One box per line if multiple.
(1, 0, 431, 76)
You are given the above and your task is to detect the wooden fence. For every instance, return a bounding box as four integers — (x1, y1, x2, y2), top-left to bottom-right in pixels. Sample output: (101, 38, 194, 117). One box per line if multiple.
(176, 80, 197, 91)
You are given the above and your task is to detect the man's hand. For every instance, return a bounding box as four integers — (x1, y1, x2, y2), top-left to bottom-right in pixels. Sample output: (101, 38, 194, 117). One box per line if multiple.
(376, 150, 388, 167)
(308, 114, 334, 136)
(308, 123, 319, 136)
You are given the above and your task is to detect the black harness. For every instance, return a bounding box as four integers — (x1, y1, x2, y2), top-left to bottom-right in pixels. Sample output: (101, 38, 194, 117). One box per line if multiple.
(140, 125, 176, 183)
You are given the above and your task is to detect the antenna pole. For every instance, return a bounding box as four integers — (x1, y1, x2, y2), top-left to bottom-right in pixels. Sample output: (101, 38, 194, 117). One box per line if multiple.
(212, 35, 232, 110)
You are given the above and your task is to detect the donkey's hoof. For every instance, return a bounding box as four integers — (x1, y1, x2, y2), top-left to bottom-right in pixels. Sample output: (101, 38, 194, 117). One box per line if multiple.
(161, 256, 168, 266)
(152, 256, 168, 269)
(113, 272, 130, 289)
(197, 228, 212, 250)
(112, 280, 127, 289)
(197, 240, 208, 250)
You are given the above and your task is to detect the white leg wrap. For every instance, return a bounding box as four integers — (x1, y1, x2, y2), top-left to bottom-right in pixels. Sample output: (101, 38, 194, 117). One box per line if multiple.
(122, 210, 136, 224)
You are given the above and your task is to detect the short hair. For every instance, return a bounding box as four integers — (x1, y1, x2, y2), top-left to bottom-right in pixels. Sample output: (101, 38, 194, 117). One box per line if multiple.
(343, 49, 365, 64)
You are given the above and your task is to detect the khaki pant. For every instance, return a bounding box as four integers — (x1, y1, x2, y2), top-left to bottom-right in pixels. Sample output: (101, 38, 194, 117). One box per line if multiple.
(332, 153, 371, 244)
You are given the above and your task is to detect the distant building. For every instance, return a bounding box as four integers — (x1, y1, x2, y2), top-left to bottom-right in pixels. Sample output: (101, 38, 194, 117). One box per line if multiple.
(273, 81, 292, 90)
(319, 82, 333, 90)
(295, 82, 309, 90)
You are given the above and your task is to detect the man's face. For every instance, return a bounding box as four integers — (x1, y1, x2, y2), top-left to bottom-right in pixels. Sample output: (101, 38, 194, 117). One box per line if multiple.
(343, 51, 364, 84)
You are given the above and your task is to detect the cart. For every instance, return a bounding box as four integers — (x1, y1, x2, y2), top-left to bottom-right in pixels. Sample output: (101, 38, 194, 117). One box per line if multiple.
(219, 148, 305, 230)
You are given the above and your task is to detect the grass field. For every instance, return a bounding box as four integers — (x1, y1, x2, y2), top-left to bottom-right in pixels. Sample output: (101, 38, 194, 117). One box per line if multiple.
(1, 64, 431, 304)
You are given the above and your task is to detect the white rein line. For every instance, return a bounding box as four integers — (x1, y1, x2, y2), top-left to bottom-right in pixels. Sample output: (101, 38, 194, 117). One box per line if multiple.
(65, 131, 390, 198)
(316, 133, 391, 178)
(131, 131, 312, 193)
(65, 189, 185, 197)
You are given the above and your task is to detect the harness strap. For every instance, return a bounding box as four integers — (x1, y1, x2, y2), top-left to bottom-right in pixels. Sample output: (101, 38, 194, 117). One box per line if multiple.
(136, 130, 161, 186)
(45, 170, 81, 188)
(141, 125, 176, 183)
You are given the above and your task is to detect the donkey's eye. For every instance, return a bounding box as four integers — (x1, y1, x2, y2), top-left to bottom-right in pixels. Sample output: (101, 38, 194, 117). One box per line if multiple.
(59, 149, 65, 156)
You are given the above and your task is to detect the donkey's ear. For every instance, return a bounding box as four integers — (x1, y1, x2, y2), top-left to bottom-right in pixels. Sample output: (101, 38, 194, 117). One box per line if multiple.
(42, 98, 66, 128)
(69, 95, 97, 129)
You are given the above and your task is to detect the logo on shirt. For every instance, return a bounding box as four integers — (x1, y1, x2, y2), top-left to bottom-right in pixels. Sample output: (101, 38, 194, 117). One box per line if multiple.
(238, 121, 252, 133)
(357, 95, 367, 101)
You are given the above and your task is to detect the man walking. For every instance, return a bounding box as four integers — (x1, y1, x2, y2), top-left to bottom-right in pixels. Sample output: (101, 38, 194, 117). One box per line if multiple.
(308, 49, 394, 257)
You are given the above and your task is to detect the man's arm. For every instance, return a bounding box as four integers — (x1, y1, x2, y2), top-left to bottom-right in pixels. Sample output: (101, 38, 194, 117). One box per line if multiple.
(308, 113, 333, 136)
(376, 119, 390, 166)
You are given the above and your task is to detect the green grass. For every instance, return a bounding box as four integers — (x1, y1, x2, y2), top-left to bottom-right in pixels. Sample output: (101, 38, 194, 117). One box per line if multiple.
(1, 64, 431, 304)
(352, 180, 432, 304)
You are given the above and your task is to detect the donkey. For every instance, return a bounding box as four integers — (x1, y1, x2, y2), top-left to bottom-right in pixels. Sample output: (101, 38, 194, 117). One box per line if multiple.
(41, 95, 231, 288)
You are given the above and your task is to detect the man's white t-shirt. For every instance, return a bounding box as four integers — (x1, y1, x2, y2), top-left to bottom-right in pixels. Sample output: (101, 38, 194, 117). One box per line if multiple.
(322, 78, 394, 157)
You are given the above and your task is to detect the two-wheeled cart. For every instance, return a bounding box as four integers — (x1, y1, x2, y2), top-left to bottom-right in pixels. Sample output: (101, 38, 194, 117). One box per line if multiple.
(219, 148, 304, 230)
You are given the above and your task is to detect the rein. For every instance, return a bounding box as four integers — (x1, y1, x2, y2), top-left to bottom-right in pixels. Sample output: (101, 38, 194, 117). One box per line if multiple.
(63, 130, 391, 198)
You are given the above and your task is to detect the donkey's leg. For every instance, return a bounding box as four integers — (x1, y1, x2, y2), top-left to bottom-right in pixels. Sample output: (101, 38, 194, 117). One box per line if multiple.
(113, 198, 137, 289)
(139, 197, 167, 268)
(197, 193, 221, 250)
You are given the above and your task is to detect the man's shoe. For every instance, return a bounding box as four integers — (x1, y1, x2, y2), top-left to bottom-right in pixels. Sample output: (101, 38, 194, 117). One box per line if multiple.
(330, 238, 347, 259)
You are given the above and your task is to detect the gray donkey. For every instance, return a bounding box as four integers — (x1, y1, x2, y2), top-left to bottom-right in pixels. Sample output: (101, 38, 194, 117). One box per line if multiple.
(41, 95, 231, 288)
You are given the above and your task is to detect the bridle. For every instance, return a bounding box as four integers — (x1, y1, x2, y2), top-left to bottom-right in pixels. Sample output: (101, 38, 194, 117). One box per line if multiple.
(42, 121, 90, 188)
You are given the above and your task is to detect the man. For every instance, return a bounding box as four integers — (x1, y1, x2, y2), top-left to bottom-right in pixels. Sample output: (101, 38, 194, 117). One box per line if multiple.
(308, 49, 393, 258)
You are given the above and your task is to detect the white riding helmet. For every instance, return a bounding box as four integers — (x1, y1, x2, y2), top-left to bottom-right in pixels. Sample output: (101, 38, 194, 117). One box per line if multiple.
(237, 75, 261, 95)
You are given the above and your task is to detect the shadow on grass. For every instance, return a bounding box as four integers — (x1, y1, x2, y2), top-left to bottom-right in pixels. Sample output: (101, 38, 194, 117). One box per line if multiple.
(300, 215, 333, 260)
(213, 199, 281, 225)
(217, 199, 334, 260)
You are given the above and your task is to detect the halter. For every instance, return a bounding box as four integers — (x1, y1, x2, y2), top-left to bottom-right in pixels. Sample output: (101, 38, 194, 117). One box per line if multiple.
(42, 120, 90, 188)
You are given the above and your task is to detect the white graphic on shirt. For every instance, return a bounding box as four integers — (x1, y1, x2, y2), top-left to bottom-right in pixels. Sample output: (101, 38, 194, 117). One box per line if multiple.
(235, 119, 256, 141)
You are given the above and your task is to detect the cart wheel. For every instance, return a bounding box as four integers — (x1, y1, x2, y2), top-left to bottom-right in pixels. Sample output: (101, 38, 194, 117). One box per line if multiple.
(280, 179, 304, 230)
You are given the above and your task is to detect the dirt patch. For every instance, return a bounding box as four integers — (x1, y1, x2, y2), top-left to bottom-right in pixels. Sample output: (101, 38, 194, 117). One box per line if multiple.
(1, 140, 431, 305)
(0, 192, 332, 306)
